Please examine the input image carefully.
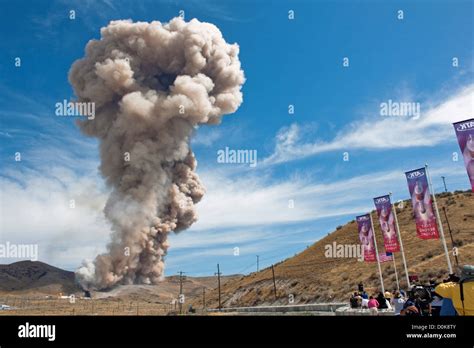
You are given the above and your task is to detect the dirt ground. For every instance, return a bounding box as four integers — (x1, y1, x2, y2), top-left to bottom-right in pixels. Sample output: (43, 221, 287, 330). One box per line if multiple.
(0, 275, 238, 316)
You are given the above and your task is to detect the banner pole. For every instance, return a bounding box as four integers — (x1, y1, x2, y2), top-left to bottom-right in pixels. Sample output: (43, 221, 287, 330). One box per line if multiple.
(369, 212, 385, 294)
(390, 192, 411, 289)
(425, 164, 453, 274)
(442, 206, 460, 268)
(392, 253, 400, 292)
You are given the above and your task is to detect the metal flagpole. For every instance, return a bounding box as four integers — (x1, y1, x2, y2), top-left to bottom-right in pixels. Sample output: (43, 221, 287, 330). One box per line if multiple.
(369, 212, 385, 294)
(442, 206, 460, 269)
(392, 253, 400, 292)
(425, 164, 453, 274)
(390, 192, 411, 289)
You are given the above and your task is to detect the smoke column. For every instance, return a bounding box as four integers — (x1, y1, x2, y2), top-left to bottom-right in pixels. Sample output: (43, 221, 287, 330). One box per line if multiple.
(70, 18, 245, 289)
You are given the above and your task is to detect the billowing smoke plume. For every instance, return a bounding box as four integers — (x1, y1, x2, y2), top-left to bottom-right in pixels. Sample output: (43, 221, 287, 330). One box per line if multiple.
(70, 18, 245, 290)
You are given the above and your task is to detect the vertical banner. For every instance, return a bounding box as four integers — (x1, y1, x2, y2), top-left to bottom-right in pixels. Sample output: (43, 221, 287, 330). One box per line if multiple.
(405, 168, 439, 239)
(373, 195, 400, 252)
(453, 118, 474, 191)
(357, 214, 376, 262)
(379, 252, 393, 263)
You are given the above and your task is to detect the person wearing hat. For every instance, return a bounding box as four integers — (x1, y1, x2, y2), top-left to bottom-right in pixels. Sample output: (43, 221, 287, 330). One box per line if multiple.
(435, 265, 474, 316)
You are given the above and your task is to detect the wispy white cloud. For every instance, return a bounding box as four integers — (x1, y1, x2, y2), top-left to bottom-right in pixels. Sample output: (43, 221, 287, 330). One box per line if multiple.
(181, 0, 251, 23)
(30, 0, 119, 38)
(191, 127, 223, 147)
(171, 228, 269, 249)
(264, 84, 474, 165)
(0, 164, 110, 268)
(0, 131, 13, 138)
(189, 159, 471, 232)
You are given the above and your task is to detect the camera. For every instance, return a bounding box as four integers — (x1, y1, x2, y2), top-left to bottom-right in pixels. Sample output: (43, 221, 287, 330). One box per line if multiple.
(409, 285, 433, 305)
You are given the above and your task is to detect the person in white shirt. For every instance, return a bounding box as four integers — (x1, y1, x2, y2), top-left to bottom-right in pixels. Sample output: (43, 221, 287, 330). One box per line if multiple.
(391, 291, 406, 315)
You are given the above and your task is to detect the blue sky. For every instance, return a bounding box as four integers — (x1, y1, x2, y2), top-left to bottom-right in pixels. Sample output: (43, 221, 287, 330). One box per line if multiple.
(0, 0, 473, 277)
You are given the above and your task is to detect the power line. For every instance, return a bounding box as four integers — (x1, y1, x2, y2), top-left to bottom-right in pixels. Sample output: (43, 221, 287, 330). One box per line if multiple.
(260, 252, 289, 262)
(236, 262, 257, 274)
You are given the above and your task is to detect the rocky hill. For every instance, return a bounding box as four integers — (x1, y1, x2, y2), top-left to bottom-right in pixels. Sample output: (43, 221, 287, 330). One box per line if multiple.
(0, 260, 78, 295)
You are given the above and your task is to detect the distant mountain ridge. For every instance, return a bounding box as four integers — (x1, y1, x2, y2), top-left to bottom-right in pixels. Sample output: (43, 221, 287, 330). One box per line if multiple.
(0, 260, 78, 294)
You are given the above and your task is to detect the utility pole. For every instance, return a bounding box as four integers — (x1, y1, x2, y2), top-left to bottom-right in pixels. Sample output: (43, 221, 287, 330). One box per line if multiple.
(271, 264, 277, 300)
(441, 176, 448, 192)
(442, 207, 460, 269)
(177, 271, 186, 314)
(202, 287, 206, 311)
(215, 264, 222, 310)
(256, 255, 259, 272)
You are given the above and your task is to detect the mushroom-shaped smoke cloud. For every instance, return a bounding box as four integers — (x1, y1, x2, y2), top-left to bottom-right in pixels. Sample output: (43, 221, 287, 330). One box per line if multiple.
(70, 18, 245, 290)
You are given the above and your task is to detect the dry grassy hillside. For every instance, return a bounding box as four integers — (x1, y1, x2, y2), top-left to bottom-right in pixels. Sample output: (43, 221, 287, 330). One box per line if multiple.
(198, 191, 473, 308)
